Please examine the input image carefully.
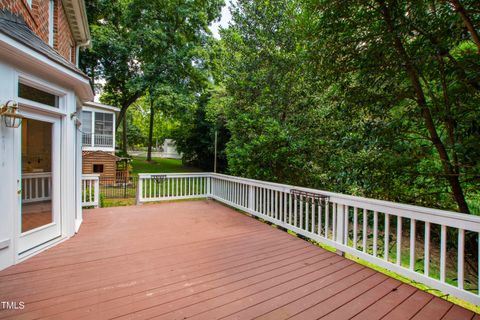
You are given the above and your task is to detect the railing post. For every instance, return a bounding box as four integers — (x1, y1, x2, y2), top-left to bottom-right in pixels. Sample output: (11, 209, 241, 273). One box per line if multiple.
(94, 177, 100, 208)
(206, 175, 211, 198)
(136, 176, 143, 205)
(336, 203, 345, 256)
(248, 184, 255, 212)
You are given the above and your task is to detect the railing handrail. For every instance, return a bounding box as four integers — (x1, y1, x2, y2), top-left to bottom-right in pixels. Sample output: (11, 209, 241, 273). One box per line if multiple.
(82, 133, 113, 137)
(209, 173, 480, 228)
(22, 172, 52, 178)
(82, 173, 100, 179)
(138, 172, 210, 179)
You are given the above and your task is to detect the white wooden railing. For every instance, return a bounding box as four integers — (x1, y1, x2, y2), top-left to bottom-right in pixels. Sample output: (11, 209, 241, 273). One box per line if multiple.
(82, 133, 114, 148)
(137, 173, 210, 203)
(81, 174, 100, 208)
(137, 172, 480, 305)
(22, 172, 52, 203)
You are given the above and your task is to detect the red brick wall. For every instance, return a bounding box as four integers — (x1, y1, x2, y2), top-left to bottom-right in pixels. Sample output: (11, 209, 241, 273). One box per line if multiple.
(54, 0, 75, 64)
(0, 0, 76, 63)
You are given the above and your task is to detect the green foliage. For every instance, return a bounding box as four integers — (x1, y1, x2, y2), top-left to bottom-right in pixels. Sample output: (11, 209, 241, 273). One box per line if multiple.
(212, 0, 480, 213)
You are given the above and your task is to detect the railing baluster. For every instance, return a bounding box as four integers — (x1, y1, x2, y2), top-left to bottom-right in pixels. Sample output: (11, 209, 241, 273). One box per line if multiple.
(440, 225, 447, 282)
(424, 222, 430, 276)
(353, 207, 358, 250)
(373, 211, 378, 257)
(294, 195, 298, 227)
(362, 209, 367, 253)
(344, 205, 349, 245)
(300, 195, 304, 229)
(305, 196, 309, 230)
(385, 213, 389, 261)
(275, 190, 279, 220)
(311, 199, 315, 233)
(317, 199, 322, 236)
(410, 219, 416, 270)
(153, 177, 157, 198)
(396, 216, 402, 265)
(289, 193, 292, 225)
(332, 203, 337, 240)
(325, 202, 329, 239)
(458, 228, 464, 290)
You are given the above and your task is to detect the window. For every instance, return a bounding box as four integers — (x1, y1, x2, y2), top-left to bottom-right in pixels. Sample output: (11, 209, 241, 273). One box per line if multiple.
(82, 111, 92, 133)
(18, 83, 59, 108)
(94, 113, 113, 135)
(48, 0, 54, 47)
(27, 0, 32, 8)
(93, 164, 104, 173)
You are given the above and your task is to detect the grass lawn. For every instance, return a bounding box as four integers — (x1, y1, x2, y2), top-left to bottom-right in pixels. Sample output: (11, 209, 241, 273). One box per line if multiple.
(130, 156, 202, 175)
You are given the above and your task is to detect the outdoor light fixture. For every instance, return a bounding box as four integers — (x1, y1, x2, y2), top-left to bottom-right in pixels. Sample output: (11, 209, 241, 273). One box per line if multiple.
(0, 100, 23, 128)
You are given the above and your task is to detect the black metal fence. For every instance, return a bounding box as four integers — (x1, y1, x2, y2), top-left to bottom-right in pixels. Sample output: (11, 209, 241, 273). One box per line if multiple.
(99, 176, 138, 199)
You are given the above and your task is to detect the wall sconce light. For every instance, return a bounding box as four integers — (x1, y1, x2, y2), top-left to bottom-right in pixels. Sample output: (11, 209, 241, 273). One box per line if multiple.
(0, 100, 24, 128)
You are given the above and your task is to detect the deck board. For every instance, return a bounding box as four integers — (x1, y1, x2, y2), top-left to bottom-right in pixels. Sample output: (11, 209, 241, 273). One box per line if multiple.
(0, 200, 477, 320)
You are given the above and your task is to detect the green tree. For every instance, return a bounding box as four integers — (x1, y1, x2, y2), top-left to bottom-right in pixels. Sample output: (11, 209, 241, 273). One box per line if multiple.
(80, 0, 144, 153)
(216, 0, 480, 213)
(126, 0, 224, 160)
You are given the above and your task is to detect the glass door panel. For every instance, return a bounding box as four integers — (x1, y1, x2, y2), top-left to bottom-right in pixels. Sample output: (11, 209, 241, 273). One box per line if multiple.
(21, 118, 53, 232)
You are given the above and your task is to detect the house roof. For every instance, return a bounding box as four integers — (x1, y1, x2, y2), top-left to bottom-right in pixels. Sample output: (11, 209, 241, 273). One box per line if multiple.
(82, 150, 120, 160)
(83, 101, 121, 113)
(0, 9, 90, 81)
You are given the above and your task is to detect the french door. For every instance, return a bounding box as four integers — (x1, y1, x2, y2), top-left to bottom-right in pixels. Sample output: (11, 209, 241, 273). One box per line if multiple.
(17, 112, 61, 254)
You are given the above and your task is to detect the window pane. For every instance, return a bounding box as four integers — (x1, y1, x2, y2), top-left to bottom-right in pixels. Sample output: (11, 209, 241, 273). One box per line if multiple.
(18, 83, 59, 108)
(82, 111, 92, 133)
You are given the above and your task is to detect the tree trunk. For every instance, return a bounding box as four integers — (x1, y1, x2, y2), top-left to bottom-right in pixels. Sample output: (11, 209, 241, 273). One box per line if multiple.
(378, 0, 470, 213)
(122, 115, 128, 154)
(115, 91, 143, 130)
(147, 99, 155, 162)
(448, 0, 480, 53)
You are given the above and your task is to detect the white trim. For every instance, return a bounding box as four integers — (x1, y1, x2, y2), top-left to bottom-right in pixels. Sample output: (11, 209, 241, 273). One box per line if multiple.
(60, 0, 91, 44)
(0, 32, 93, 101)
(83, 102, 120, 113)
(16, 72, 69, 116)
(16, 236, 68, 263)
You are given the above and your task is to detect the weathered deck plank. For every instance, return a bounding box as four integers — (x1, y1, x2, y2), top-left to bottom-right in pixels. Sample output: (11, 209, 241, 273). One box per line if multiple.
(0, 200, 477, 320)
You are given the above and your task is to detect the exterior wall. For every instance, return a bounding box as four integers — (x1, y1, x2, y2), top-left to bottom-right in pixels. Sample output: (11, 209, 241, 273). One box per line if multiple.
(82, 151, 118, 180)
(0, 0, 76, 63)
(0, 59, 80, 270)
(54, 0, 75, 63)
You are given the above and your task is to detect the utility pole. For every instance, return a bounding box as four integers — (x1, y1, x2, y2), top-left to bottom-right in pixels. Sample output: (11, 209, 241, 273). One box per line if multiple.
(214, 130, 217, 173)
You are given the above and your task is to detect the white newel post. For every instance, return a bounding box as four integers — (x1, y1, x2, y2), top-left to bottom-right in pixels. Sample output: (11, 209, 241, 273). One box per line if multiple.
(94, 177, 100, 208)
(136, 176, 143, 205)
(336, 203, 345, 256)
(206, 176, 211, 198)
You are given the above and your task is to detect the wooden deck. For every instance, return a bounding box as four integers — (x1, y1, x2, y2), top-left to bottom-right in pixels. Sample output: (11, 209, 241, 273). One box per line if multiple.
(0, 200, 478, 320)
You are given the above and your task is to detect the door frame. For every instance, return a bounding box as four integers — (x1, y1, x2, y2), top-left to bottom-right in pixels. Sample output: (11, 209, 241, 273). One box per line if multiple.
(16, 112, 62, 254)
(12, 72, 70, 260)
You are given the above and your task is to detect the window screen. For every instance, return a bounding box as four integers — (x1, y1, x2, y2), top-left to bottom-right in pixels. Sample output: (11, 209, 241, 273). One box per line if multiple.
(94, 113, 114, 135)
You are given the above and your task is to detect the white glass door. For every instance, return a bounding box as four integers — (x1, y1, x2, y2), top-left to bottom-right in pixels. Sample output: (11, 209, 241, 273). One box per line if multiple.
(18, 115, 61, 253)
